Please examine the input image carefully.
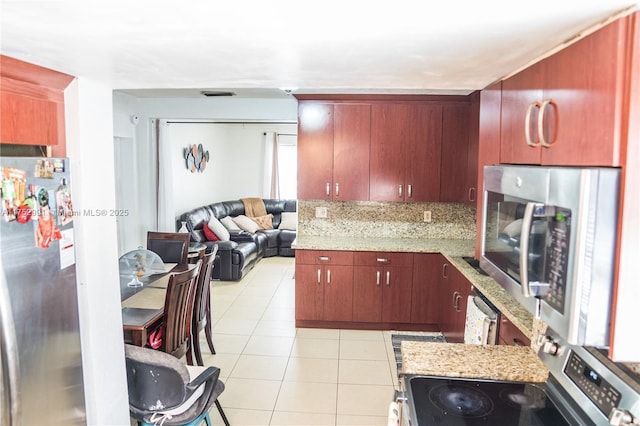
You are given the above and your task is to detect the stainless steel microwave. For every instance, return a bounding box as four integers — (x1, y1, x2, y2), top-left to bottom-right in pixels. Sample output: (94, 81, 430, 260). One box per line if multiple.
(480, 165, 620, 347)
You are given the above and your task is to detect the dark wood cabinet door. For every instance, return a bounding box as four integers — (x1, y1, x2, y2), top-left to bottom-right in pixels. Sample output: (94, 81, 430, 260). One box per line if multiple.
(369, 103, 409, 201)
(333, 103, 371, 200)
(500, 62, 544, 165)
(381, 266, 413, 323)
(440, 103, 471, 202)
(499, 316, 531, 347)
(438, 262, 456, 340)
(297, 102, 334, 199)
(295, 263, 324, 321)
(450, 268, 472, 344)
(410, 253, 443, 324)
(352, 266, 382, 322)
(540, 17, 628, 167)
(405, 104, 443, 201)
(323, 265, 354, 322)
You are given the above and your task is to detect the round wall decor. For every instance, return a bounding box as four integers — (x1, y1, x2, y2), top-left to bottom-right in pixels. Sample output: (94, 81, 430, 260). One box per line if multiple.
(184, 144, 209, 173)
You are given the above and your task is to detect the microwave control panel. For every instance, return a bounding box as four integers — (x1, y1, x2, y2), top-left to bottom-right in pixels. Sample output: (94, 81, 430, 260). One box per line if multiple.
(565, 351, 621, 416)
(544, 208, 571, 313)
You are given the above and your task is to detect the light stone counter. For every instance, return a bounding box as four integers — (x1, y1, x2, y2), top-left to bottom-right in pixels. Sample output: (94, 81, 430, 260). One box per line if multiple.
(401, 341, 549, 383)
(292, 235, 535, 340)
(292, 235, 475, 256)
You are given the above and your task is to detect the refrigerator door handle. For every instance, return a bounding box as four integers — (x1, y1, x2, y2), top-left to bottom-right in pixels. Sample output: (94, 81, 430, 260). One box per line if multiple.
(0, 272, 21, 426)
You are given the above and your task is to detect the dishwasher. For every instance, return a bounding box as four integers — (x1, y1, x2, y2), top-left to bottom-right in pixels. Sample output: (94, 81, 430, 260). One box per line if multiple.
(463, 289, 499, 345)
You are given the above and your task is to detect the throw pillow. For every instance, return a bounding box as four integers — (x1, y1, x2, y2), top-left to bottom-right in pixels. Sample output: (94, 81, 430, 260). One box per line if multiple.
(207, 217, 230, 241)
(220, 215, 241, 231)
(279, 212, 297, 230)
(232, 215, 260, 233)
(250, 214, 274, 230)
(202, 224, 220, 241)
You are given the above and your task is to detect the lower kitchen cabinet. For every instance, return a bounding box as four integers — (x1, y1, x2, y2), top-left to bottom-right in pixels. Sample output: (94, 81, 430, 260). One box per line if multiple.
(439, 260, 472, 343)
(499, 315, 531, 347)
(352, 252, 414, 323)
(410, 253, 444, 324)
(295, 250, 354, 322)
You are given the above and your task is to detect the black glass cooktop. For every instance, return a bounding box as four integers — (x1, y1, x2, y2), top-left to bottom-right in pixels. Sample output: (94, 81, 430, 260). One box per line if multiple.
(409, 377, 570, 425)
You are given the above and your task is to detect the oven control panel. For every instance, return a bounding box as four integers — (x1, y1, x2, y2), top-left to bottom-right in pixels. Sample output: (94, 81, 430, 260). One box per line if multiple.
(565, 351, 622, 416)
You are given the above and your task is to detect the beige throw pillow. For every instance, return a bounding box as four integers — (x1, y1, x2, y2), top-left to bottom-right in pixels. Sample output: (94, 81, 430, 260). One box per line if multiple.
(207, 217, 230, 241)
(279, 212, 297, 230)
(220, 215, 241, 231)
(232, 215, 260, 233)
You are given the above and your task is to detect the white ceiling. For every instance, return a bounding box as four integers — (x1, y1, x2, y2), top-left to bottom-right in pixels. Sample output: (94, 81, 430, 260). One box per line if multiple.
(1, 1, 638, 98)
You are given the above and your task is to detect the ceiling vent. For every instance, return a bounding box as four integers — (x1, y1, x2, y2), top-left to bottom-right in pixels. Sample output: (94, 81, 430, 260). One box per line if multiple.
(200, 90, 236, 97)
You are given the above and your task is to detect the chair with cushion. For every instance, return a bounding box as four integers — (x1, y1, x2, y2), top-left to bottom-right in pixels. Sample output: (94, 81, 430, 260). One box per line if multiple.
(158, 262, 201, 364)
(147, 231, 191, 265)
(125, 344, 229, 426)
(192, 245, 218, 366)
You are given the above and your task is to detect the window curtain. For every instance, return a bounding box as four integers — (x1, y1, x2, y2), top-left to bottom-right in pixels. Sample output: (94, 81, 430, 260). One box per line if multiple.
(156, 119, 175, 231)
(263, 131, 280, 199)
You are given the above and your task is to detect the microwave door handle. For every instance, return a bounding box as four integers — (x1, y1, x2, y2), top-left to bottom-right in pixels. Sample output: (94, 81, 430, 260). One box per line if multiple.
(520, 202, 536, 298)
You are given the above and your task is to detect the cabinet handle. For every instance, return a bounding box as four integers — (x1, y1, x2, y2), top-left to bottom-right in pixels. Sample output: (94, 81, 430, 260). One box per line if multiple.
(442, 263, 449, 279)
(317, 256, 331, 262)
(327, 269, 331, 284)
(468, 187, 476, 202)
(512, 338, 527, 346)
(376, 270, 381, 285)
(525, 101, 541, 147)
(325, 182, 331, 196)
(386, 271, 391, 286)
(407, 184, 413, 199)
(538, 99, 556, 148)
(376, 258, 390, 264)
(398, 184, 403, 198)
(453, 291, 462, 312)
(317, 268, 321, 284)
(335, 182, 340, 197)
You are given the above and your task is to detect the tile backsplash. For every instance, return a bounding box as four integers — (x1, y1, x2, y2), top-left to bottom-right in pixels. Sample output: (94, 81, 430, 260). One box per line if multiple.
(298, 200, 476, 240)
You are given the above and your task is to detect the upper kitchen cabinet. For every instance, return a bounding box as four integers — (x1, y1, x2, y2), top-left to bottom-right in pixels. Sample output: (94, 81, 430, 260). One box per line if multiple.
(370, 103, 442, 202)
(440, 101, 478, 204)
(500, 14, 634, 166)
(0, 55, 74, 157)
(297, 101, 371, 200)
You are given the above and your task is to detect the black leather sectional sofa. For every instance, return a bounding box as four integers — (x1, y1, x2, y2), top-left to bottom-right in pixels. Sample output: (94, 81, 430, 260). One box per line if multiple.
(179, 199, 297, 281)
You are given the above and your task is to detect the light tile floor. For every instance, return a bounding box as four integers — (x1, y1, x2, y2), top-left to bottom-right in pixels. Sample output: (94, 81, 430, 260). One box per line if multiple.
(198, 256, 400, 426)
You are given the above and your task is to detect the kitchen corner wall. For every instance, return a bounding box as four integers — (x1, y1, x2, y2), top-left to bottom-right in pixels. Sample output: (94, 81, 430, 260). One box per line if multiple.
(298, 200, 476, 240)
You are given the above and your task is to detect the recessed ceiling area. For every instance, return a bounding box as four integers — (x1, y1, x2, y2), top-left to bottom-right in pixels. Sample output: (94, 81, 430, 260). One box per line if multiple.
(1, 1, 638, 98)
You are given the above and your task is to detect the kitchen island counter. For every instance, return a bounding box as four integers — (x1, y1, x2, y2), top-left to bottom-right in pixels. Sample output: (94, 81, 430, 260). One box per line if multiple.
(401, 341, 549, 383)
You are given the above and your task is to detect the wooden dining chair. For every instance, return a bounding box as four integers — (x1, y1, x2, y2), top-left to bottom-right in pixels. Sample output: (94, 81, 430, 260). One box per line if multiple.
(192, 245, 218, 366)
(158, 260, 201, 363)
(147, 231, 190, 265)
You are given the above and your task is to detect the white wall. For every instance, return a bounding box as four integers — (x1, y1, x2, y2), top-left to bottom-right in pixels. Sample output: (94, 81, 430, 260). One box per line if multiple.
(165, 122, 297, 217)
(67, 79, 130, 425)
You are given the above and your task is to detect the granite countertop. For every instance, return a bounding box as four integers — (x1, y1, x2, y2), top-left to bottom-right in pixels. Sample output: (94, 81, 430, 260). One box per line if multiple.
(401, 341, 549, 383)
(292, 235, 535, 339)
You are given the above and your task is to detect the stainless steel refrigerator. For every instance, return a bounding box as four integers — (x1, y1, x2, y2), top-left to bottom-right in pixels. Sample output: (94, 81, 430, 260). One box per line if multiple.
(1, 157, 85, 425)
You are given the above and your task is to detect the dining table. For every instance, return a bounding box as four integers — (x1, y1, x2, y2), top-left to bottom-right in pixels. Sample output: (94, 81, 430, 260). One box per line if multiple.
(120, 262, 193, 347)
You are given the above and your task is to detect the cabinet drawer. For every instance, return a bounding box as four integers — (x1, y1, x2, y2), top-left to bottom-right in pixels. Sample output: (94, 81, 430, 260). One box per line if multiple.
(353, 252, 414, 267)
(296, 250, 354, 265)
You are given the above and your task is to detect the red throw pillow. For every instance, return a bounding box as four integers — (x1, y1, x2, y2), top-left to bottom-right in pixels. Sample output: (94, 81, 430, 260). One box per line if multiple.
(203, 224, 220, 241)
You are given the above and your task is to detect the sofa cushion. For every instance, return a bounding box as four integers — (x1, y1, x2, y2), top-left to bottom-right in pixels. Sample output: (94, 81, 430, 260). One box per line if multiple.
(232, 215, 260, 233)
(208, 217, 230, 241)
(279, 212, 297, 230)
(220, 216, 241, 231)
(251, 214, 274, 230)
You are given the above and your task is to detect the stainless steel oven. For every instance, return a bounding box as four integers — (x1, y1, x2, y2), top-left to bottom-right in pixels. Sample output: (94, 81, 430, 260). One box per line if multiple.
(480, 165, 620, 347)
(394, 329, 640, 425)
